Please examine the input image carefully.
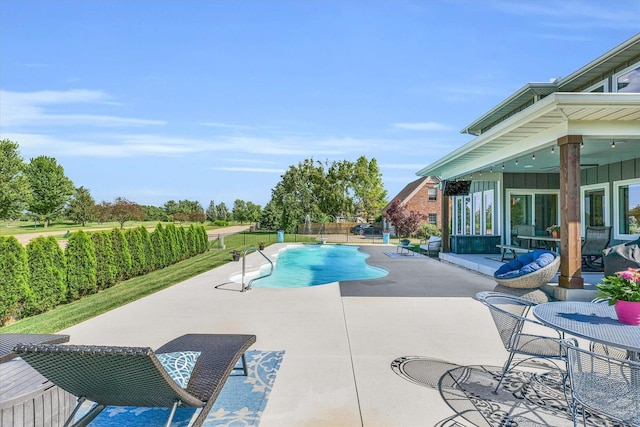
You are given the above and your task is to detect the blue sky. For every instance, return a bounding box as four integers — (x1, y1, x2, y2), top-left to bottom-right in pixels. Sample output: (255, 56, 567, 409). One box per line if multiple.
(1, 1, 638, 209)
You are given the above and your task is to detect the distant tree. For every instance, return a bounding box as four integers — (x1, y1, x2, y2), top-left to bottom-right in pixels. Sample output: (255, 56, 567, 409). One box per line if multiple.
(216, 202, 229, 221)
(384, 199, 422, 238)
(246, 202, 262, 223)
(65, 230, 97, 299)
(25, 236, 66, 314)
(110, 197, 144, 229)
(0, 139, 31, 222)
(206, 200, 218, 222)
(188, 211, 206, 223)
(94, 201, 112, 224)
(141, 205, 168, 222)
(0, 236, 30, 325)
(232, 199, 249, 224)
(259, 201, 280, 230)
(352, 156, 387, 222)
(66, 186, 96, 226)
(25, 156, 75, 227)
(91, 231, 117, 290)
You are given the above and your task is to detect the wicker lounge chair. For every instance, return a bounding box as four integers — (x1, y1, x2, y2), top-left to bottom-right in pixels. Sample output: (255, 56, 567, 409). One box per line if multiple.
(15, 333, 256, 427)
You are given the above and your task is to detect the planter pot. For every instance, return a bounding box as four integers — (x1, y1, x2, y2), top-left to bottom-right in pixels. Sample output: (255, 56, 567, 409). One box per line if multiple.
(232, 254, 240, 262)
(551, 231, 559, 238)
(320, 238, 327, 244)
(614, 300, 640, 325)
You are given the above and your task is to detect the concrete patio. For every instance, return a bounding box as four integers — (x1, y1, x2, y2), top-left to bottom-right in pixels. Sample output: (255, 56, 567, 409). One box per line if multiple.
(60, 244, 602, 426)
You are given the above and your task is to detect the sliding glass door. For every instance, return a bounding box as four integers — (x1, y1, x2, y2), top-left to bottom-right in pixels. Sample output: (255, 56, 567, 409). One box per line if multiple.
(506, 190, 559, 244)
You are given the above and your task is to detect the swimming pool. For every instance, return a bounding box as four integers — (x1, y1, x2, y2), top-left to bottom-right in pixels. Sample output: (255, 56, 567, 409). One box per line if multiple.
(244, 244, 387, 288)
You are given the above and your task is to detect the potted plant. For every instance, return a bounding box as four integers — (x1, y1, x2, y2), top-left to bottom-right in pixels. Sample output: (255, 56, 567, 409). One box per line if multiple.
(258, 242, 266, 250)
(230, 250, 241, 261)
(546, 224, 560, 238)
(596, 267, 640, 325)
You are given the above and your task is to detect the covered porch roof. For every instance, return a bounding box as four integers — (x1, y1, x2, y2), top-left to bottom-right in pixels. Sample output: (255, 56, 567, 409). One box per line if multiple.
(417, 92, 640, 180)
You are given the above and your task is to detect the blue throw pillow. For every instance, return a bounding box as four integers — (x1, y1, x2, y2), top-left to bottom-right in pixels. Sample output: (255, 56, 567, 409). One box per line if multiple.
(157, 351, 201, 388)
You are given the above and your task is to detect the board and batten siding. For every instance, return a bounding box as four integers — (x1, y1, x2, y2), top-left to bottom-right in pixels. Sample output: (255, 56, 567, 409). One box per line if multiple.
(582, 158, 640, 185)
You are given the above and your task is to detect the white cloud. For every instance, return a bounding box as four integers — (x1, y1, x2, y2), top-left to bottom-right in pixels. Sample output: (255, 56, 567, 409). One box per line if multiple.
(393, 122, 453, 131)
(0, 89, 165, 128)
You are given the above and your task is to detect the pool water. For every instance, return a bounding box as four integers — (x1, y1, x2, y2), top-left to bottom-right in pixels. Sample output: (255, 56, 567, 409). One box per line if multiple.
(250, 244, 387, 288)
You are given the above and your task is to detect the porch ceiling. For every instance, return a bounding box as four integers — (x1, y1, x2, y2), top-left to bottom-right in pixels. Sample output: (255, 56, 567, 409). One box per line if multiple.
(417, 92, 640, 180)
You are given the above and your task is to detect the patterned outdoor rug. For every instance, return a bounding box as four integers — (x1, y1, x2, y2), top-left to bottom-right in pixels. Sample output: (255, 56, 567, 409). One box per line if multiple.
(392, 355, 615, 427)
(77, 350, 284, 427)
(384, 251, 427, 259)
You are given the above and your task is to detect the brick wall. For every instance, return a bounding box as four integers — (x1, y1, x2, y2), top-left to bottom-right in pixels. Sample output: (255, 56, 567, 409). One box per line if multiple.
(403, 182, 442, 229)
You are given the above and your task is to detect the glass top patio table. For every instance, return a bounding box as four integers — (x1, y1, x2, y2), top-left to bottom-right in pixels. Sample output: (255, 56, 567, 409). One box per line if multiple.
(533, 301, 640, 359)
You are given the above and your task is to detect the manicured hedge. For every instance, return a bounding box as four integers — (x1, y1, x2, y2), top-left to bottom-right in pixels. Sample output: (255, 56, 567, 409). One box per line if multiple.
(26, 236, 66, 316)
(0, 236, 30, 324)
(0, 224, 209, 326)
(65, 230, 97, 300)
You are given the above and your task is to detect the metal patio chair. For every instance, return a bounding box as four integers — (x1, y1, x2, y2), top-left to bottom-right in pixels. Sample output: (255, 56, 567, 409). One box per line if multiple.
(14, 333, 256, 427)
(476, 291, 568, 394)
(581, 225, 612, 271)
(562, 339, 640, 426)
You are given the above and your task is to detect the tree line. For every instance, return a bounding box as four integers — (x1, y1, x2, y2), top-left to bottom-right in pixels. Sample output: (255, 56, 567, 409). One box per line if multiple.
(259, 157, 388, 232)
(0, 139, 261, 228)
(0, 223, 209, 326)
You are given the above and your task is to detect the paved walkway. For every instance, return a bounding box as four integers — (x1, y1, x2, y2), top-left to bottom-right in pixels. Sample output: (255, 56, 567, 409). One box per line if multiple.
(59, 243, 515, 426)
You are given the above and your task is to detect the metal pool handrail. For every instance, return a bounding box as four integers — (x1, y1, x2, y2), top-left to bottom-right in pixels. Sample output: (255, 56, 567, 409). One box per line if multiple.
(242, 248, 274, 292)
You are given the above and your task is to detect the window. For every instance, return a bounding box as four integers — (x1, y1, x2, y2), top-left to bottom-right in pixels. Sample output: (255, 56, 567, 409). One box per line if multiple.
(614, 62, 640, 93)
(586, 79, 608, 93)
(455, 198, 464, 234)
(428, 213, 437, 225)
(613, 178, 640, 239)
(473, 192, 482, 234)
(484, 191, 494, 235)
(505, 189, 559, 244)
(581, 184, 609, 236)
(428, 187, 437, 201)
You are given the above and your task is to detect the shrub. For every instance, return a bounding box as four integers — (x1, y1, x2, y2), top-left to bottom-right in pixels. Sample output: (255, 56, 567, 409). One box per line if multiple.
(125, 227, 146, 277)
(151, 224, 168, 268)
(164, 223, 179, 264)
(111, 228, 132, 281)
(0, 236, 30, 325)
(91, 231, 117, 289)
(199, 225, 209, 253)
(26, 236, 66, 315)
(213, 220, 229, 227)
(176, 226, 187, 260)
(138, 226, 156, 272)
(65, 230, 97, 299)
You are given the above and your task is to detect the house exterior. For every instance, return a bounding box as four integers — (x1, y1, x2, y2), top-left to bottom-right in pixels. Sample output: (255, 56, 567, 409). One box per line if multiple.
(417, 33, 640, 292)
(383, 176, 442, 230)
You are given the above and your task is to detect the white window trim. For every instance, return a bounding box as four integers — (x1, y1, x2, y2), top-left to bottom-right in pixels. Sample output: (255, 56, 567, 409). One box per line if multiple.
(613, 177, 640, 240)
(472, 192, 482, 235)
(483, 190, 495, 236)
(613, 60, 640, 93)
(580, 183, 610, 236)
(585, 78, 608, 93)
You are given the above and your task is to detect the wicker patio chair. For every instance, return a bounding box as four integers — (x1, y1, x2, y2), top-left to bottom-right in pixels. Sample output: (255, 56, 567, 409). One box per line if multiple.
(476, 291, 569, 393)
(14, 333, 256, 427)
(493, 250, 560, 289)
(561, 339, 640, 426)
(581, 225, 611, 271)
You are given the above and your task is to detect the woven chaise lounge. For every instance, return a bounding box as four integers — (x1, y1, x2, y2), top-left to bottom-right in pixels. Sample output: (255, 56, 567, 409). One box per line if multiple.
(15, 333, 256, 427)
